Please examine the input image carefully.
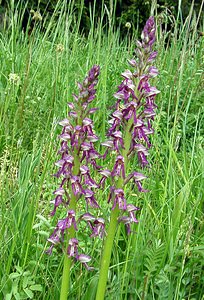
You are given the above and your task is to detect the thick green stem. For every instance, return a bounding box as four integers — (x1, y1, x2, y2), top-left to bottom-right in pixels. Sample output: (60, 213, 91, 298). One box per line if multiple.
(60, 239, 73, 300)
(95, 207, 120, 300)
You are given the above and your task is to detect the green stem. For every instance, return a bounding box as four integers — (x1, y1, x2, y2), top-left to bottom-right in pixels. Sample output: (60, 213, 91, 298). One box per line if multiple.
(95, 207, 120, 300)
(60, 245, 72, 300)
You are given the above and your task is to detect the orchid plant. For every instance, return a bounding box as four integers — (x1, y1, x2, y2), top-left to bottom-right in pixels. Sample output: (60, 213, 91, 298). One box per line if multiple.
(46, 16, 159, 300)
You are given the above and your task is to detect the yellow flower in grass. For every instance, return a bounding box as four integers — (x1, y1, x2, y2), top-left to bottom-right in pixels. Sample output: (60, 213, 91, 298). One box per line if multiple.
(56, 44, 65, 53)
(8, 73, 20, 85)
(30, 10, 42, 22)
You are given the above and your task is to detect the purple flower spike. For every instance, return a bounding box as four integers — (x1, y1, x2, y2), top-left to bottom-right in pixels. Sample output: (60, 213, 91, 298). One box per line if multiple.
(47, 65, 102, 267)
(100, 16, 159, 236)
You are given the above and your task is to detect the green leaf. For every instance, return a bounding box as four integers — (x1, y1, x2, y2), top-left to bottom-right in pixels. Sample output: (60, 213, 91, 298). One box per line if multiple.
(23, 276, 29, 289)
(14, 292, 21, 300)
(15, 266, 23, 274)
(9, 273, 21, 279)
(36, 214, 51, 227)
(23, 288, 34, 299)
(38, 230, 49, 238)
(83, 276, 98, 300)
(5, 294, 12, 300)
(12, 280, 18, 294)
(29, 284, 43, 292)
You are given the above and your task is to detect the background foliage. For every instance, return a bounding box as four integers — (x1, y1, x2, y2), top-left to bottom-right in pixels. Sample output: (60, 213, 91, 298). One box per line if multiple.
(0, 0, 204, 36)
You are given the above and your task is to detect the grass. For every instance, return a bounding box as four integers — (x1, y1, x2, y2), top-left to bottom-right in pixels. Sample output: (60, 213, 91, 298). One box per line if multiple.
(0, 0, 203, 299)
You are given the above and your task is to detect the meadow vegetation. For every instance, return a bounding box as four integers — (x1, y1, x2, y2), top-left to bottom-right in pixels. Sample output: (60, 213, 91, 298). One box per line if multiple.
(0, 1, 203, 299)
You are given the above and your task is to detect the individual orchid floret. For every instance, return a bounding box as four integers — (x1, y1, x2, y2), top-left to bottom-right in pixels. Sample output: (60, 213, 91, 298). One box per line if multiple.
(77, 254, 94, 271)
(67, 238, 79, 257)
(127, 204, 140, 222)
(70, 176, 84, 196)
(125, 171, 148, 192)
(90, 218, 105, 239)
(80, 213, 105, 239)
(108, 187, 127, 211)
(84, 189, 100, 209)
(67, 239, 94, 270)
(80, 165, 99, 188)
(98, 169, 111, 187)
(111, 131, 124, 152)
(117, 216, 132, 235)
(111, 155, 125, 179)
(117, 204, 139, 235)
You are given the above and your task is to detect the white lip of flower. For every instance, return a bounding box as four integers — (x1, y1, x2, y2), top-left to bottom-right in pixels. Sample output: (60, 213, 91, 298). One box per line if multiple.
(8, 73, 20, 84)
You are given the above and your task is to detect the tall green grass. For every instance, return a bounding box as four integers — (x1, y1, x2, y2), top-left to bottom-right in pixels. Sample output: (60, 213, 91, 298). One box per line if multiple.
(0, 0, 203, 299)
